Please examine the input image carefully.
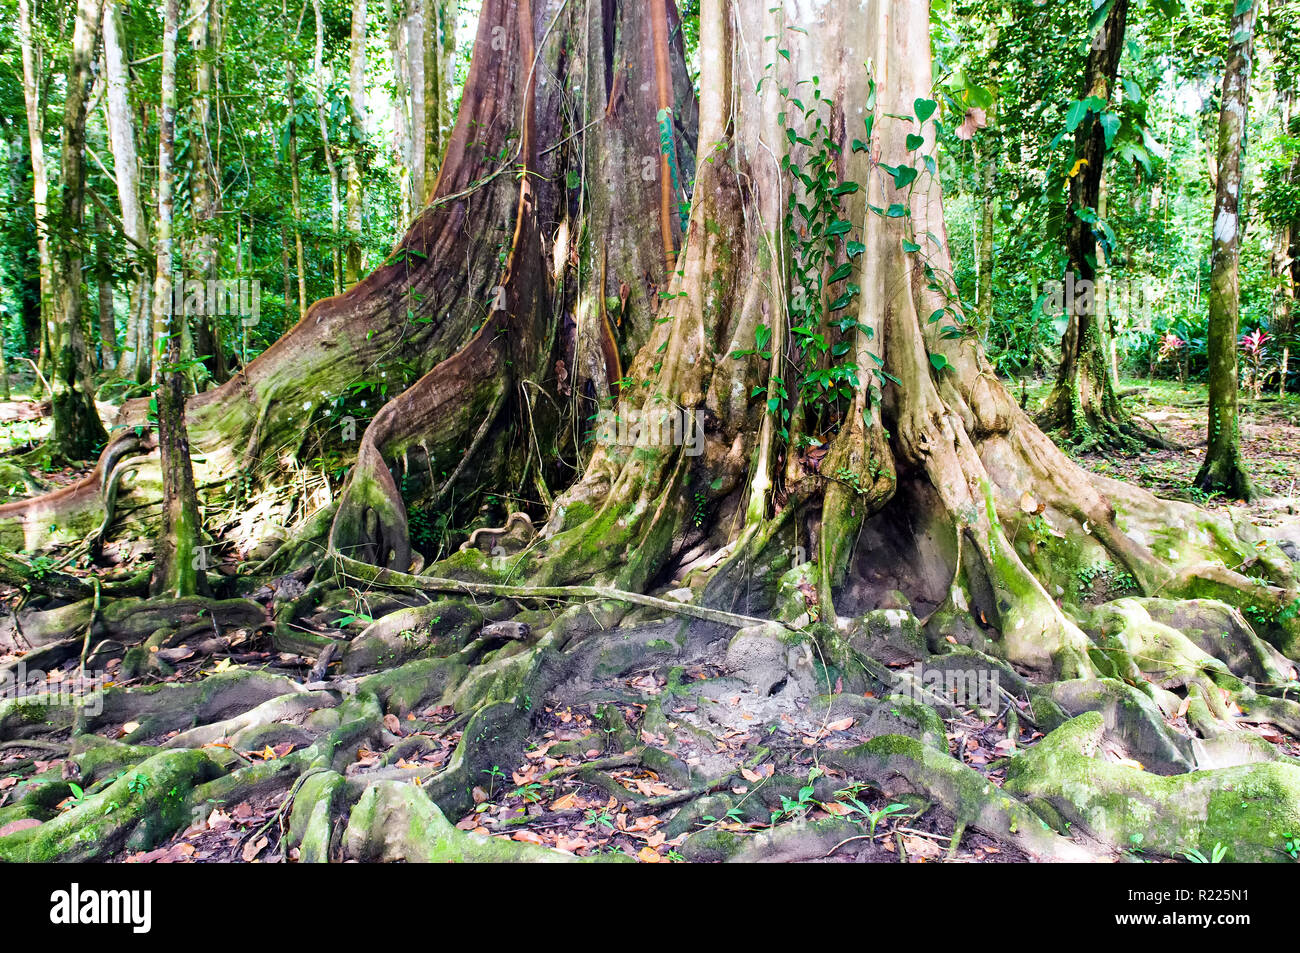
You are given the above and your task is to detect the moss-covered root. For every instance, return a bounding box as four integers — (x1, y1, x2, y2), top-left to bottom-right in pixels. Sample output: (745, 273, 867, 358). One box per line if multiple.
(823, 735, 1098, 862)
(1078, 598, 1245, 696)
(342, 780, 584, 862)
(0, 748, 220, 862)
(1043, 678, 1196, 775)
(1005, 712, 1300, 862)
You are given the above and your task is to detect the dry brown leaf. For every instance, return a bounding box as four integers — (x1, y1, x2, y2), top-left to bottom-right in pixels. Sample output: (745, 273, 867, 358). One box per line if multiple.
(550, 792, 579, 812)
(826, 717, 855, 732)
(242, 835, 269, 862)
(0, 818, 42, 837)
(555, 834, 593, 854)
(902, 834, 942, 860)
(636, 846, 662, 863)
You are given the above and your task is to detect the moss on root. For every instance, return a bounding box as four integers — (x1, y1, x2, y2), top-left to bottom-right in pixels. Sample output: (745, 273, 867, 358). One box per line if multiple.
(342, 780, 603, 862)
(1005, 712, 1300, 861)
(823, 734, 1097, 861)
(0, 748, 219, 862)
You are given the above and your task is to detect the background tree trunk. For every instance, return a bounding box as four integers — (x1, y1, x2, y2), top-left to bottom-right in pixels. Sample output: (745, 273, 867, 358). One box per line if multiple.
(976, 150, 995, 337)
(189, 0, 228, 386)
(314, 0, 345, 296)
(94, 206, 116, 369)
(104, 0, 152, 383)
(48, 0, 110, 460)
(152, 0, 203, 597)
(386, 0, 414, 229)
(16, 0, 52, 375)
(345, 0, 367, 285)
(1041, 0, 1155, 450)
(1196, 0, 1258, 500)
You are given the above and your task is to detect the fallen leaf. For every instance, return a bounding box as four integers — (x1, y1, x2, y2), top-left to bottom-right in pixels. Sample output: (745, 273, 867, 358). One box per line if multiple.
(242, 835, 269, 862)
(0, 818, 42, 837)
(550, 792, 579, 811)
(636, 846, 662, 863)
(902, 834, 942, 860)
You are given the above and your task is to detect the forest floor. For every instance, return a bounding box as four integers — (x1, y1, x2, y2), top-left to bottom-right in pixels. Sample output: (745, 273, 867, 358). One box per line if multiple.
(1030, 377, 1300, 528)
(4, 373, 1300, 863)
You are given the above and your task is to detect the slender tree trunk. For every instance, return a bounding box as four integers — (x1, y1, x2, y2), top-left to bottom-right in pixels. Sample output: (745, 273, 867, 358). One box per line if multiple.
(48, 0, 110, 460)
(976, 150, 995, 337)
(4, 127, 43, 361)
(387, 0, 414, 229)
(0, 265, 10, 400)
(419, 0, 443, 204)
(1042, 0, 1155, 449)
(104, 0, 151, 382)
(314, 0, 344, 296)
(287, 61, 309, 321)
(345, 0, 367, 285)
(94, 207, 116, 369)
(1274, 88, 1296, 397)
(1196, 0, 1258, 500)
(189, 0, 228, 385)
(154, 0, 178, 377)
(406, 0, 428, 208)
(16, 0, 52, 375)
(152, 0, 203, 597)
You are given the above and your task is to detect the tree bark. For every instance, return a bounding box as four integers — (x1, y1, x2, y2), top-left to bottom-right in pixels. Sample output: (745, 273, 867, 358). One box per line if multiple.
(386, 0, 414, 229)
(287, 59, 309, 322)
(151, 0, 203, 597)
(189, 0, 228, 385)
(48, 0, 110, 460)
(976, 150, 995, 337)
(314, 0, 345, 296)
(94, 206, 116, 369)
(104, 0, 152, 383)
(1196, 0, 1258, 500)
(345, 0, 367, 285)
(1041, 0, 1157, 450)
(16, 0, 52, 375)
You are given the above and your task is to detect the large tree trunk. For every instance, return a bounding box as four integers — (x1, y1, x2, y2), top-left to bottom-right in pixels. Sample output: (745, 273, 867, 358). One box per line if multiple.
(48, 0, 110, 460)
(1196, 0, 1258, 500)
